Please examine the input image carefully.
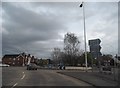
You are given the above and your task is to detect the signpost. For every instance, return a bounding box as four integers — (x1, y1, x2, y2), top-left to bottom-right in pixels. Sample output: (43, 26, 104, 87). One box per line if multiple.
(89, 39, 102, 72)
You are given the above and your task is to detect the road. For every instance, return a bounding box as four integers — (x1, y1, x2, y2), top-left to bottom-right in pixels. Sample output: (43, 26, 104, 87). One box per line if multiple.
(0, 67, 2, 88)
(2, 67, 93, 87)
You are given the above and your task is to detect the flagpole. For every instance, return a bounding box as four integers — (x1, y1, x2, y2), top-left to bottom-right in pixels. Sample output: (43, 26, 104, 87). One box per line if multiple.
(80, 2, 88, 72)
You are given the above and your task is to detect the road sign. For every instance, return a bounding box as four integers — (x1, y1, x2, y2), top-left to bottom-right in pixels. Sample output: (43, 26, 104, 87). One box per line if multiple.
(89, 39, 101, 46)
(91, 51, 102, 59)
(89, 39, 102, 59)
(90, 45, 101, 52)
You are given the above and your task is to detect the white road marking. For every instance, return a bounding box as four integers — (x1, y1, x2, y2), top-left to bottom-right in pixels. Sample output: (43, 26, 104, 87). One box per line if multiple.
(11, 83, 18, 88)
(21, 74, 25, 80)
(11, 72, 25, 88)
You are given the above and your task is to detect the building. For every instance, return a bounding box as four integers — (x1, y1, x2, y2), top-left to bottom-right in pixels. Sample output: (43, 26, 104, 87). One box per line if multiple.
(2, 54, 25, 66)
(2, 53, 36, 66)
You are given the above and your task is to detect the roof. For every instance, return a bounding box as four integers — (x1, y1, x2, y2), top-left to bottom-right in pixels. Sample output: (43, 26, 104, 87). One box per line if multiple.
(2, 54, 20, 59)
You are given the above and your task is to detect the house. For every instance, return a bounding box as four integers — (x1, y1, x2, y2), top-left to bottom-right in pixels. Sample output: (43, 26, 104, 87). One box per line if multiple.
(2, 54, 25, 66)
(2, 53, 36, 66)
(24, 54, 36, 65)
(2, 53, 26, 66)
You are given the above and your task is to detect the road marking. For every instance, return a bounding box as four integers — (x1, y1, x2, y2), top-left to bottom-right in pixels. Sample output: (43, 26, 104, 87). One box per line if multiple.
(23, 72, 24, 74)
(21, 74, 25, 80)
(11, 83, 18, 88)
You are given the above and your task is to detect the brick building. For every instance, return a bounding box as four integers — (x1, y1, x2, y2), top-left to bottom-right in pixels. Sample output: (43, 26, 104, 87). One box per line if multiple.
(2, 53, 36, 66)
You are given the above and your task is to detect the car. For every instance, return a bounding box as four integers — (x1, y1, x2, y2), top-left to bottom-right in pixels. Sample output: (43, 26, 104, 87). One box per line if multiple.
(0, 63, 10, 67)
(27, 63, 37, 70)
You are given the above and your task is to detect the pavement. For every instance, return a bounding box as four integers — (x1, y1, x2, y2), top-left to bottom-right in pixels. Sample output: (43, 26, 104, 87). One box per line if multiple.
(58, 70, 119, 88)
(2, 67, 93, 88)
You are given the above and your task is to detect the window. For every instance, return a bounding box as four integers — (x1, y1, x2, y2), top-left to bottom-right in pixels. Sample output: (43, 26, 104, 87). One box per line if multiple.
(13, 58, 15, 61)
(13, 62, 15, 65)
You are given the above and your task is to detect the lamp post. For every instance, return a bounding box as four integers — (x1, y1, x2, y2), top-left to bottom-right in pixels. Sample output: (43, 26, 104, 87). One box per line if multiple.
(80, 2, 88, 72)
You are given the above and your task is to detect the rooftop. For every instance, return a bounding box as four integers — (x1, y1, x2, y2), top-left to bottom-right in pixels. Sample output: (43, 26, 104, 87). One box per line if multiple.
(3, 54, 20, 58)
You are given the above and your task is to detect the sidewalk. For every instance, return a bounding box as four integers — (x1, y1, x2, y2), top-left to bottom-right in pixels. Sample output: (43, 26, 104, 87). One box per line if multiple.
(93, 71, 118, 82)
(57, 71, 118, 87)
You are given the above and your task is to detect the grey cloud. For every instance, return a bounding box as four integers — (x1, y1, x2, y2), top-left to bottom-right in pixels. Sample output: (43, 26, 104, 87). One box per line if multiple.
(2, 2, 66, 57)
(2, 2, 65, 32)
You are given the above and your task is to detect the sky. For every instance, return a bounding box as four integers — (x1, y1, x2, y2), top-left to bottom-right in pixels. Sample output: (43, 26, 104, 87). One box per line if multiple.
(1, 1, 118, 59)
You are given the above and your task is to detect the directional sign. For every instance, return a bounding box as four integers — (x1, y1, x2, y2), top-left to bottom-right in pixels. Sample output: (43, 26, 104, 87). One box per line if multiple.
(89, 39, 101, 46)
(90, 45, 101, 52)
(91, 52, 102, 59)
(89, 39, 102, 59)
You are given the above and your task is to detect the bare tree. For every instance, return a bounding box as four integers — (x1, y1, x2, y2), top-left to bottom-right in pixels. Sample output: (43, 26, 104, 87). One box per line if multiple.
(51, 48, 61, 65)
(64, 33, 81, 66)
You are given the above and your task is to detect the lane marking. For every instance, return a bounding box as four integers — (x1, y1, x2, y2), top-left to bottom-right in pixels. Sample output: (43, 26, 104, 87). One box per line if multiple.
(11, 83, 18, 88)
(21, 74, 25, 80)
(11, 71, 25, 88)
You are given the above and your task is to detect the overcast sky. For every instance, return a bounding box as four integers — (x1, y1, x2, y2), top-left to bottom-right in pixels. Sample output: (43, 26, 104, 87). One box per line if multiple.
(1, 2, 118, 58)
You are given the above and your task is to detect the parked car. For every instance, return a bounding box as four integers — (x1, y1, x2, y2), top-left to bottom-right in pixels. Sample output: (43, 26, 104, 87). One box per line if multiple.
(27, 63, 37, 70)
(0, 64, 10, 67)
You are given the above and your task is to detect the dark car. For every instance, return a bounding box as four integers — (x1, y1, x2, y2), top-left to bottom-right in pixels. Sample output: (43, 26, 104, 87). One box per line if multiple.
(27, 63, 37, 70)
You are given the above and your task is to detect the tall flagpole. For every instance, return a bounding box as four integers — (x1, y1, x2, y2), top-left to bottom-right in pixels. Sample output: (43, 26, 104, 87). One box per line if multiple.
(80, 2, 88, 72)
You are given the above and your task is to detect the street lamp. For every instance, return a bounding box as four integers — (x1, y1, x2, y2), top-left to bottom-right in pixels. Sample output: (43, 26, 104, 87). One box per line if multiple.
(80, 2, 88, 72)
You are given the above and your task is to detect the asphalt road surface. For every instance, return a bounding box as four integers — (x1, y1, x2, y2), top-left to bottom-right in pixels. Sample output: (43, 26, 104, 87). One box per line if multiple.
(2, 67, 93, 87)
(0, 67, 2, 88)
